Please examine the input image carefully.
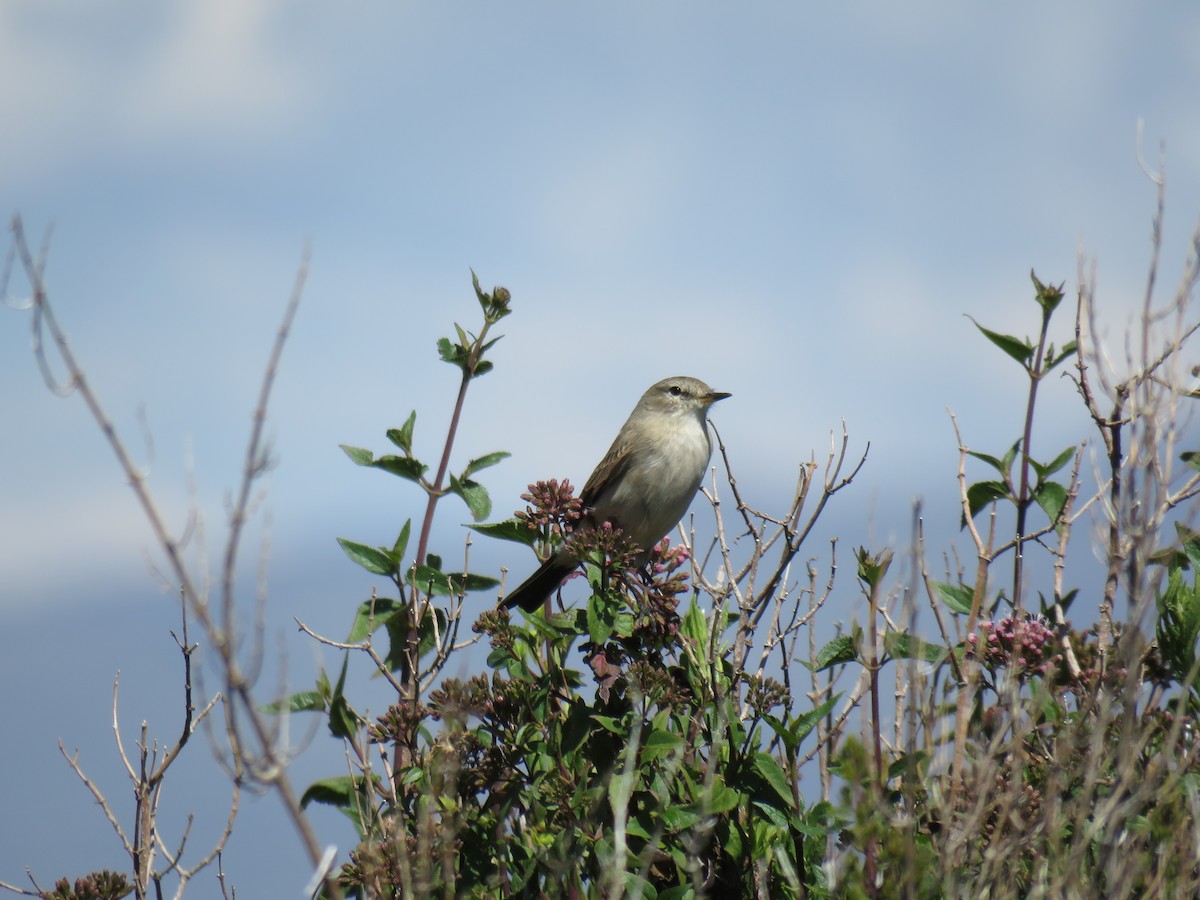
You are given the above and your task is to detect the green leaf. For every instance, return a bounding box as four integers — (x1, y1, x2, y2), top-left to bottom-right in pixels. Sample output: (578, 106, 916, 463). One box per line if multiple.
(587, 593, 617, 645)
(703, 781, 743, 815)
(856, 547, 893, 588)
(814, 635, 856, 671)
(966, 480, 1010, 520)
(967, 316, 1034, 365)
(370, 454, 428, 482)
(392, 519, 412, 560)
(410, 565, 500, 596)
(382, 605, 450, 671)
(625, 816, 652, 841)
(791, 694, 839, 746)
(339, 444, 373, 466)
(1056, 588, 1079, 613)
(300, 776, 356, 810)
(437, 336, 467, 369)
(386, 411, 417, 455)
(1156, 559, 1200, 696)
(328, 656, 361, 739)
(763, 695, 840, 753)
(1183, 530, 1200, 574)
(752, 799, 792, 829)
(930, 580, 974, 615)
(336, 538, 397, 576)
(621, 873, 653, 898)
(449, 473, 492, 521)
(641, 728, 685, 763)
(680, 600, 709, 646)
(1151, 524, 1200, 569)
(888, 750, 928, 782)
(398, 766, 425, 787)
(1034, 480, 1068, 526)
(1048, 341, 1078, 369)
(471, 268, 487, 308)
(1030, 445, 1076, 481)
(723, 823, 743, 860)
(409, 563, 444, 593)
(966, 450, 1010, 476)
(751, 752, 796, 809)
(486, 646, 514, 669)
(884, 630, 948, 664)
(342, 440, 428, 480)
(346, 597, 402, 643)
(468, 519, 540, 548)
(561, 700, 591, 756)
(462, 573, 501, 592)
(661, 804, 703, 831)
(1001, 439, 1021, 472)
(658, 886, 695, 900)
(591, 714, 624, 735)
(261, 690, 324, 714)
(463, 450, 511, 478)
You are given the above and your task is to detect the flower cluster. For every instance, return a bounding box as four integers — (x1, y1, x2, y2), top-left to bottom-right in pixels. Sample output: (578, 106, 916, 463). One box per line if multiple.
(340, 830, 409, 894)
(427, 674, 492, 722)
(745, 675, 790, 716)
(570, 519, 642, 570)
(369, 698, 430, 747)
(427, 673, 528, 728)
(967, 613, 1062, 677)
(473, 607, 515, 652)
(425, 674, 532, 790)
(649, 537, 691, 575)
(981, 768, 1043, 845)
(626, 659, 693, 707)
(515, 478, 583, 541)
(627, 540, 687, 644)
(43, 872, 131, 900)
(1060, 623, 1134, 695)
(576, 536, 697, 699)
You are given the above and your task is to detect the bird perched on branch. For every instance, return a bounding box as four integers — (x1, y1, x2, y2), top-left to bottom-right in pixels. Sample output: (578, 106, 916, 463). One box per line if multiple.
(500, 375, 730, 612)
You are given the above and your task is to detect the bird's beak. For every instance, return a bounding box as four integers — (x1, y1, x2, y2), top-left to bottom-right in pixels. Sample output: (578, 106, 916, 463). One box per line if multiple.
(702, 390, 732, 406)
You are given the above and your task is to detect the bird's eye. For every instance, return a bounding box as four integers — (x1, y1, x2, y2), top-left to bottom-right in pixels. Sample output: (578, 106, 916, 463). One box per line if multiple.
(669, 385, 683, 396)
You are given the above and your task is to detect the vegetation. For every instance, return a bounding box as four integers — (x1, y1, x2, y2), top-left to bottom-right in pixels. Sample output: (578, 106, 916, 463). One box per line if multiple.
(5, 178, 1200, 898)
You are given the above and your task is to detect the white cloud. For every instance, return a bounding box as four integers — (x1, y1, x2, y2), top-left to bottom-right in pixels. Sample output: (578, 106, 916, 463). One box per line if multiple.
(531, 125, 685, 266)
(0, 0, 312, 182)
(123, 0, 303, 140)
(0, 481, 164, 606)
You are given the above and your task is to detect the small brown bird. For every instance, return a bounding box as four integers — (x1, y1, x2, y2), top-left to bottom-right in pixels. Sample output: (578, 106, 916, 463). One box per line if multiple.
(501, 376, 730, 612)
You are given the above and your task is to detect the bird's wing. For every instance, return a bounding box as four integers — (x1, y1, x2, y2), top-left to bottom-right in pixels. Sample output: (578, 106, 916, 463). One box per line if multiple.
(579, 438, 634, 509)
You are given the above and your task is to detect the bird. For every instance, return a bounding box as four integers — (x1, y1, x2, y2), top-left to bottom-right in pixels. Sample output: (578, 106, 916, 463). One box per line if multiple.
(500, 375, 730, 612)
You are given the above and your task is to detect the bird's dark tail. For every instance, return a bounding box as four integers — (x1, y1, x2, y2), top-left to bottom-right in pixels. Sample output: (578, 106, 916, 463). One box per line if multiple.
(500, 555, 578, 612)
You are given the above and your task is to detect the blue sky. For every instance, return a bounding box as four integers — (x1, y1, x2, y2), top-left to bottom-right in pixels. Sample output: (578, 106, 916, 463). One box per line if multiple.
(3, 1, 1200, 893)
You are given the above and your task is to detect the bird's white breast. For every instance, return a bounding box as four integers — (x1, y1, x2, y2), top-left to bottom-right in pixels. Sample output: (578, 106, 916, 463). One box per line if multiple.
(593, 412, 712, 551)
